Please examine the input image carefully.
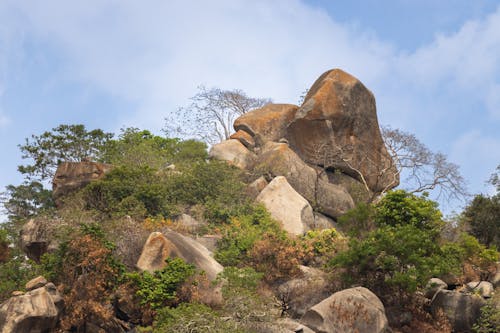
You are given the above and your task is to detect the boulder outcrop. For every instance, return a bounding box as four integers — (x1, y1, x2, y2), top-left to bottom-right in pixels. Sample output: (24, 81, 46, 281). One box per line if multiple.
(20, 218, 56, 262)
(256, 176, 314, 235)
(233, 103, 299, 146)
(52, 161, 112, 205)
(136, 231, 223, 281)
(300, 286, 390, 333)
(430, 289, 486, 332)
(255, 142, 354, 218)
(465, 281, 494, 298)
(0, 283, 63, 333)
(286, 69, 398, 193)
(208, 139, 256, 170)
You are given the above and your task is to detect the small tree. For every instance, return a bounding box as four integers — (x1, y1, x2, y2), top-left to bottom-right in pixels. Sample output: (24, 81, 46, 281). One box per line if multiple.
(462, 194, 500, 248)
(167, 86, 271, 144)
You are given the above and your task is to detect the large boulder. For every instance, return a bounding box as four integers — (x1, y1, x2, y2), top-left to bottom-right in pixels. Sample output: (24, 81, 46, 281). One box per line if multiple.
(278, 266, 331, 318)
(424, 278, 448, 299)
(466, 281, 494, 298)
(233, 103, 299, 146)
(0, 283, 63, 333)
(255, 142, 354, 218)
(256, 176, 314, 235)
(20, 218, 56, 262)
(52, 161, 113, 205)
(300, 286, 390, 333)
(208, 139, 256, 169)
(430, 289, 486, 332)
(285, 69, 398, 193)
(136, 231, 223, 281)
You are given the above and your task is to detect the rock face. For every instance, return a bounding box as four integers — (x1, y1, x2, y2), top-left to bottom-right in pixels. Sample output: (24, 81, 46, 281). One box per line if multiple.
(286, 69, 398, 193)
(208, 139, 256, 169)
(256, 176, 314, 235)
(255, 142, 354, 218)
(430, 289, 486, 332)
(20, 218, 55, 262)
(52, 161, 113, 205)
(0, 283, 63, 333)
(137, 231, 223, 281)
(233, 103, 299, 146)
(466, 281, 494, 298)
(300, 286, 389, 333)
(278, 266, 331, 318)
(424, 278, 448, 299)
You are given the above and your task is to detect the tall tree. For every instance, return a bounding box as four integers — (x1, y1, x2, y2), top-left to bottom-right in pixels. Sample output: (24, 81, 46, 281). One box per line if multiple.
(167, 86, 271, 144)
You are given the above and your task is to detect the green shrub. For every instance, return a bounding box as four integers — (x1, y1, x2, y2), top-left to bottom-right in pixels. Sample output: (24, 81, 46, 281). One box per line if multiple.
(215, 205, 283, 266)
(473, 292, 500, 333)
(337, 202, 375, 237)
(127, 258, 195, 310)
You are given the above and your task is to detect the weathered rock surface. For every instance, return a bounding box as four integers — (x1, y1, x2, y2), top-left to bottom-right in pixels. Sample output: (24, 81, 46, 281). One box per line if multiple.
(230, 129, 255, 149)
(489, 262, 500, 288)
(0, 283, 63, 333)
(430, 289, 486, 332)
(136, 232, 173, 272)
(278, 266, 331, 318)
(424, 278, 448, 299)
(136, 231, 223, 281)
(52, 161, 113, 205)
(20, 218, 56, 262)
(286, 69, 398, 193)
(208, 139, 256, 169)
(174, 214, 205, 233)
(466, 281, 494, 298)
(255, 142, 354, 218)
(256, 176, 314, 235)
(25, 276, 48, 291)
(312, 212, 339, 231)
(246, 176, 268, 199)
(233, 103, 299, 146)
(300, 286, 389, 333)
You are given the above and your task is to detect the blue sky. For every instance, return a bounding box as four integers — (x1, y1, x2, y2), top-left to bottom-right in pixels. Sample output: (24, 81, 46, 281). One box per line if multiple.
(1, 0, 500, 219)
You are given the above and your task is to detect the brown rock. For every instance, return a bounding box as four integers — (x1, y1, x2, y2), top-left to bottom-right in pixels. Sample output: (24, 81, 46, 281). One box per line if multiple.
(246, 176, 268, 199)
(286, 69, 398, 193)
(300, 286, 390, 333)
(230, 129, 255, 149)
(25, 276, 48, 291)
(136, 231, 223, 281)
(208, 139, 256, 170)
(20, 218, 56, 262)
(0, 284, 63, 333)
(255, 142, 354, 218)
(256, 176, 314, 235)
(52, 161, 113, 205)
(234, 103, 299, 146)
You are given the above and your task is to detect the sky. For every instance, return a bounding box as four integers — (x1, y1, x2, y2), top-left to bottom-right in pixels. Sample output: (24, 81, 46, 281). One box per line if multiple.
(1, 0, 500, 219)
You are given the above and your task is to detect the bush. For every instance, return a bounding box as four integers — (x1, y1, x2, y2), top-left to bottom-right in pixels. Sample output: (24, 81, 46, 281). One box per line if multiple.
(463, 194, 500, 249)
(332, 224, 458, 301)
(127, 258, 195, 310)
(473, 291, 500, 333)
(214, 205, 284, 266)
(337, 202, 376, 238)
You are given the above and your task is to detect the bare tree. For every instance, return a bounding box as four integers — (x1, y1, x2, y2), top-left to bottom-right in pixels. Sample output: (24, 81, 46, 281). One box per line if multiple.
(166, 86, 271, 144)
(381, 126, 468, 203)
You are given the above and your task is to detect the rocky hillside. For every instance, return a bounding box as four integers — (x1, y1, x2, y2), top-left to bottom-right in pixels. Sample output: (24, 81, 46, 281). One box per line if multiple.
(0, 69, 499, 333)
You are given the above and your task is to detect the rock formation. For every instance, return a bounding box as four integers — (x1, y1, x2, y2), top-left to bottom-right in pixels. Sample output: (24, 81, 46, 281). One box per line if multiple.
(52, 161, 113, 206)
(209, 69, 398, 226)
(300, 286, 390, 333)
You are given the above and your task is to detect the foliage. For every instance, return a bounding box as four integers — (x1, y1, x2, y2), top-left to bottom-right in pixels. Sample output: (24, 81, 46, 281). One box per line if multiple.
(302, 228, 346, 266)
(1, 181, 54, 222)
(332, 224, 459, 300)
(337, 202, 376, 237)
(214, 205, 283, 266)
(473, 291, 500, 333)
(102, 127, 206, 169)
(462, 194, 500, 249)
(168, 86, 271, 144)
(374, 190, 444, 235)
(18, 124, 113, 181)
(127, 258, 195, 310)
(381, 126, 468, 203)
